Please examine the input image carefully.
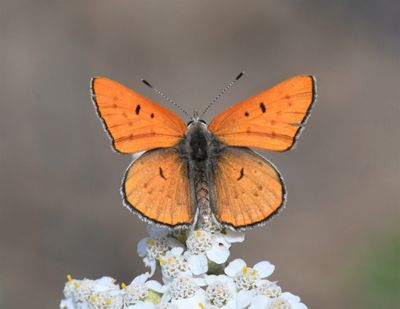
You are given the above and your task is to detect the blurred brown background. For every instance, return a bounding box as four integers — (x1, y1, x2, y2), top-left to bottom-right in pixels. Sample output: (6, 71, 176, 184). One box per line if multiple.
(1, 1, 400, 308)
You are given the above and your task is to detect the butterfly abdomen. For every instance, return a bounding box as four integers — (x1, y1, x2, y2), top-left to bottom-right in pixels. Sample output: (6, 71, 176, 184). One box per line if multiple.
(194, 168, 210, 207)
(191, 161, 213, 228)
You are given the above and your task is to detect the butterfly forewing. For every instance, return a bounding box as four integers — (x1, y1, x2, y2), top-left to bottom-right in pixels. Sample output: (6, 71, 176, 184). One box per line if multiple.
(122, 148, 194, 228)
(208, 75, 316, 152)
(91, 77, 186, 153)
(210, 147, 285, 229)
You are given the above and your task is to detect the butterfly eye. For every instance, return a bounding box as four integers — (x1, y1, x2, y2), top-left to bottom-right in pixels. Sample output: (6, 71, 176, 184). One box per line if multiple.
(187, 120, 194, 126)
(199, 120, 207, 125)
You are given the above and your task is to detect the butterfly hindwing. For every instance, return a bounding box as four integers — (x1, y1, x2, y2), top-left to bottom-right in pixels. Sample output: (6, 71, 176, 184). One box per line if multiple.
(210, 147, 286, 229)
(208, 75, 316, 152)
(122, 147, 194, 228)
(90, 77, 186, 153)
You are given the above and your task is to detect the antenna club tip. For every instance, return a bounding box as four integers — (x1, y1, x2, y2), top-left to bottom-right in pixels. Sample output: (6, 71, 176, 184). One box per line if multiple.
(235, 71, 245, 80)
(141, 79, 153, 88)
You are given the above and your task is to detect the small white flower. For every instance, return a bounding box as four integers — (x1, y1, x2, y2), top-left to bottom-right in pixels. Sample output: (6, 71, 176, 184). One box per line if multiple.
(249, 292, 308, 309)
(207, 281, 232, 306)
(278, 292, 308, 309)
(122, 273, 166, 307)
(186, 229, 214, 254)
(256, 280, 282, 299)
(159, 247, 191, 283)
(138, 237, 170, 260)
(169, 276, 199, 300)
(123, 281, 149, 305)
(185, 229, 231, 273)
(137, 237, 170, 276)
(173, 289, 207, 309)
(225, 259, 275, 291)
(137, 225, 185, 277)
(268, 297, 292, 309)
(159, 276, 207, 309)
(88, 290, 123, 309)
(63, 278, 92, 303)
(205, 275, 236, 308)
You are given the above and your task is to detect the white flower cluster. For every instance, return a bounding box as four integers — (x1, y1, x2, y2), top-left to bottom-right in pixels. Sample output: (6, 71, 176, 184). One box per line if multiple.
(60, 225, 307, 309)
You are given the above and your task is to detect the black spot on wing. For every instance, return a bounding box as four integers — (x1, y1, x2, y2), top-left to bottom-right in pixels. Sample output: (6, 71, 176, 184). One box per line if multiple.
(151, 113, 154, 118)
(159, 167, 167, 180)
(135, 104, 141, 115)
(244, 112, 249, 117)
(260, 102, 266, 113)
(237, 168, 244, 181)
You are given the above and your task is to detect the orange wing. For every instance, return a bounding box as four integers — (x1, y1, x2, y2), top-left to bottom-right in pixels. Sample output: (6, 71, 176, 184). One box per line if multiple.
(90, 77, 186, 153)
(210, 147, 285, 229)
(122, 148, 194, 228)
(208, 75, 316, 151)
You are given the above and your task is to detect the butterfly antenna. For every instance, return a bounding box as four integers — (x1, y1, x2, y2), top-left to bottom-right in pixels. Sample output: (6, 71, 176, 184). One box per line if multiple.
(200, 71, 245, 118)
(141, 79, 190, 118)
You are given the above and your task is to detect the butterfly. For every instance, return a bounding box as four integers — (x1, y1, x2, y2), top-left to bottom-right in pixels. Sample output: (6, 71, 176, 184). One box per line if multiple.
(90, 74, 316, 230)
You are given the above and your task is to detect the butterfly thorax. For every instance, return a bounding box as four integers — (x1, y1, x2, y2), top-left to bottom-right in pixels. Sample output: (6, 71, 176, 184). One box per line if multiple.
(179, 121, 224, 160)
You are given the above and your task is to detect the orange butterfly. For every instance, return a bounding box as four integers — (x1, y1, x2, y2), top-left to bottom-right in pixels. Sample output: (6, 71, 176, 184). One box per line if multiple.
(90, 74, 316, 230)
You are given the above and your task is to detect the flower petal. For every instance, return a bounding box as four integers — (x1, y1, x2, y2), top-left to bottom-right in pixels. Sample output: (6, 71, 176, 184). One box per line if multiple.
(59, 298, 75, 309)
(145, 280, 167, 293)
(249, 295, 270, 309)
(167, 237, 185, 249)
(225, 259, 246, 277)
(205, 274, 219, 285)
(169, 246, 184, 256)
(132, 272, 150, 285)
(214, 235, 231, 248)
(294, 303, 308, 309)
(224, 230, 245, 243)
(93, 276, 118, 292)
(236, 289, 256, 309)
(188, 254, 208, 275)
(137, 237, 149, 257)
(147, 225, 170, 238)
(281, 292, 301, 303)
(143, 257, 156, 277)
(253, 261, 275, 278)
(174, 290, 206, 309)
(128, 300, 157, 309)
(207, 246, 230, 264)
(193, 275, 207, 287)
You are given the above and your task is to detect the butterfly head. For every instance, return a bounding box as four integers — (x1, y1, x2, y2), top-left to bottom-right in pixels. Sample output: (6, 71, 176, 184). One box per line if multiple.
(187, 110, 207, 128)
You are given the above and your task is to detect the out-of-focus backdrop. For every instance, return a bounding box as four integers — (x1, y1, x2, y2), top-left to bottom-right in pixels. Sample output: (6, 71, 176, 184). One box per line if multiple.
(1, 1, 400, 308)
